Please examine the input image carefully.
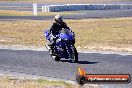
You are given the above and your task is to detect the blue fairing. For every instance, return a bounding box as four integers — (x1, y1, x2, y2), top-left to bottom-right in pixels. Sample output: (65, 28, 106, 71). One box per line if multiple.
(44, 30, 50, 40)
(59, 33, 73, 41)
(44, 28, 75, 59)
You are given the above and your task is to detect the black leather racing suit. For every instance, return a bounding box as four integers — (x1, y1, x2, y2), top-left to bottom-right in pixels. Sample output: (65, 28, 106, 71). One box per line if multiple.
(49, 21, 69, 45)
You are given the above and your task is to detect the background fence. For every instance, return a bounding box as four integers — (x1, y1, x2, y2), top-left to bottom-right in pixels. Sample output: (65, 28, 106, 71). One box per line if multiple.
(41, 4, 132, 12)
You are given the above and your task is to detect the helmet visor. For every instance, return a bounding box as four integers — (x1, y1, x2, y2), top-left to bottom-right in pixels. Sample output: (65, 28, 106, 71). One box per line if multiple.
(56, 18, 62, 23)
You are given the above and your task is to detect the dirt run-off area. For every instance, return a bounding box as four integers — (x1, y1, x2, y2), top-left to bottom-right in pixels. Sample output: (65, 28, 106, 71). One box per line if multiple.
(0, 17, 132, 53)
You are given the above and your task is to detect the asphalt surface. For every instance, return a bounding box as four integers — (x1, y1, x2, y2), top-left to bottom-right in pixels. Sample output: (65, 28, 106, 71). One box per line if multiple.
(0, 49, 132, 88)
(0, 9, 132, 20)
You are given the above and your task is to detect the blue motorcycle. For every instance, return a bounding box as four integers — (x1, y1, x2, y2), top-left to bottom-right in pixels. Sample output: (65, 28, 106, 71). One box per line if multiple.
(44, 28, 78, 63)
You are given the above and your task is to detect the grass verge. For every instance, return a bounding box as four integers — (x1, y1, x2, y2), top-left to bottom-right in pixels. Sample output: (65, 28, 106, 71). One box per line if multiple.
(0, 17, 132, 52)
(0, 75, 76, 88)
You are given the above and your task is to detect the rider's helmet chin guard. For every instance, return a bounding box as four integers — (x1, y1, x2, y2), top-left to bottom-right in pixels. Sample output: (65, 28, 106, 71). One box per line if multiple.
(55, 15, 63, 23)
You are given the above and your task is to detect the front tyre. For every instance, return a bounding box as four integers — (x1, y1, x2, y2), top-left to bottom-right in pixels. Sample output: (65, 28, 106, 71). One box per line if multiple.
(70, 46, 78, 63)
(74, 48, 78, 63)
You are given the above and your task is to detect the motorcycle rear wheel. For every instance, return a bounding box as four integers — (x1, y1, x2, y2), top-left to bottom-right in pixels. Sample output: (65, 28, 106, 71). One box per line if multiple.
(51, 54, 61, 62)
(54, 56, 61, 61)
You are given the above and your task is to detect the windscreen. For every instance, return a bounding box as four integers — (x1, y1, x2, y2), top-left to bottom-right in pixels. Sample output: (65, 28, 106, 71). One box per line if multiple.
(61, 28, 70, 34)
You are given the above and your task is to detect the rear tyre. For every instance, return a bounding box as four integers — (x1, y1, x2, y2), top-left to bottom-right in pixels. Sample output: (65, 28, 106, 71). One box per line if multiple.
(54, 56, 61, 61)
(48, 45, 61, 62)
(51, 55, 61, 62)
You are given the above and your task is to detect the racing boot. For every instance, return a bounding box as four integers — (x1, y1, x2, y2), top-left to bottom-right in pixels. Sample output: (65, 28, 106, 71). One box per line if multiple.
(48, 43, 56, 55)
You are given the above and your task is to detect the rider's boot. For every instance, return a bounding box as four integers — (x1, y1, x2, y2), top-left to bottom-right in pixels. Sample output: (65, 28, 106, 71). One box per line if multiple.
(48, 43, 55, 55)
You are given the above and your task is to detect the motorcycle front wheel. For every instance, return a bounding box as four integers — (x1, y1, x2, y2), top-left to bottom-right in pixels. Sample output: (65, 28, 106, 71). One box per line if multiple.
(70, 46, 78, 63)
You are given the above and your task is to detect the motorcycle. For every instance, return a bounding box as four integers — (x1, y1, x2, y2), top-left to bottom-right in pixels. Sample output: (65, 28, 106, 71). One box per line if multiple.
(44, 28, 78, 63)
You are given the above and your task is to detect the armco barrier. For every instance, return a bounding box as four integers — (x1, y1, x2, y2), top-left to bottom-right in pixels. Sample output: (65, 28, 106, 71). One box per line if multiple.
(122, 4, 132, 9)
(91, 4, 105, 10)
(67, 4, 79, 11)
(104, 4, 121, 10)
(42, 4, 132, 12)
(78, 4, 88, 10)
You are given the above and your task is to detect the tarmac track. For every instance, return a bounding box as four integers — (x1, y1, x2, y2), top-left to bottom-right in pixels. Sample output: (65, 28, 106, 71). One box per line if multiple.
(0, 49, 132, 88)
(0, 9, 132, 20)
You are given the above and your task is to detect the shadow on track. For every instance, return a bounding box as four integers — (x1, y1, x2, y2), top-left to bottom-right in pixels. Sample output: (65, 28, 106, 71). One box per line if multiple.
(77, 61, 98, 64)
(60, 60, 98, 64)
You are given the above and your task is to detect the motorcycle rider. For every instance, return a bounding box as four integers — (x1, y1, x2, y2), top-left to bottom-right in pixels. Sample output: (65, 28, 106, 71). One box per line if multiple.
(48, 15, 71, 54)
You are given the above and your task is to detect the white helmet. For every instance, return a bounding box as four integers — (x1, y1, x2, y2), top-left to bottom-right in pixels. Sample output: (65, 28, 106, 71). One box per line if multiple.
(55, 15, 63, 23)
(55, 15, 62, 20)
